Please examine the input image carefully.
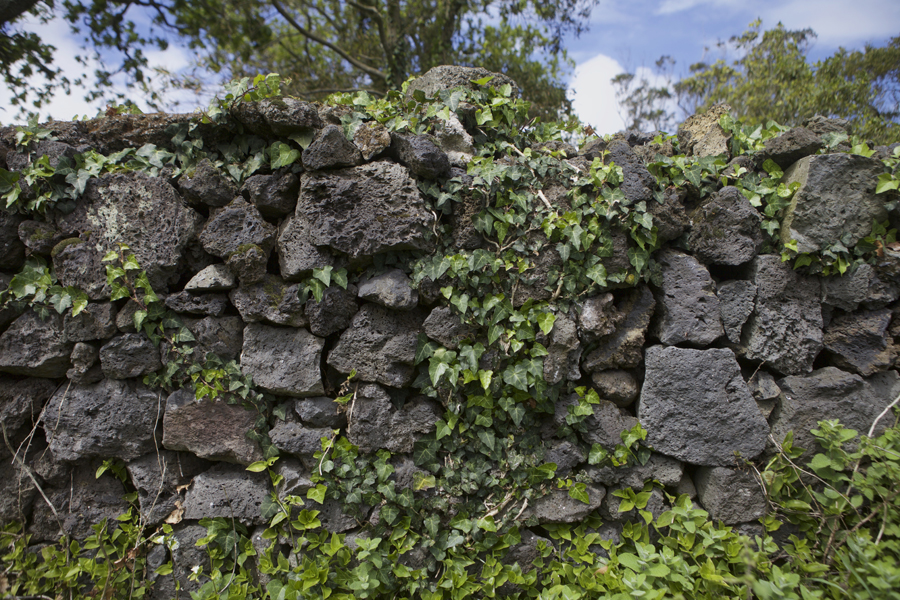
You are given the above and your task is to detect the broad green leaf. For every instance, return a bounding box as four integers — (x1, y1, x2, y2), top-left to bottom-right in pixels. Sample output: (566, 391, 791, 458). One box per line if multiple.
(307, 484, 327, 504)
(536, 312, 556, 335)
(568, 482, 590, 504)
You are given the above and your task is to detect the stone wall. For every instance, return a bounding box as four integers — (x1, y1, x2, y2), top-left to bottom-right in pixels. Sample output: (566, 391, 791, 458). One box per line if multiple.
(1, 66, 899, 594)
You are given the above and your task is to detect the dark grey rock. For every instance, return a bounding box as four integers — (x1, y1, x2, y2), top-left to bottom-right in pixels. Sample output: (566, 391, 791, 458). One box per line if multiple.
(225, 242, 268, 285)
(259, 97, 323, 136)
(178, 158, 237, 207)
(229, 275, 308, 327)
(0, 311, 72, 377)
(0, 377, 56, 441)
(524, 485, 605, 524)
(347, 384, 440, 453)
(358, 269, 418, 310)
(6, 140, 77, 171)
(407, 66, 519, 99)
(198, 196, 276, 259)
(824, 309, 896, 376)
(423, 306, 474, 350)
(771, 368, 900, 458)
(677, 103, 731, 158)
(865, 256, 900, 309)
(353, 121, 392, 160)
(270, 421, 332, 457)
(577, 293, 621, 342)
(821, 264, 872, 312)
(43, 378, 160, 462)
(165, 291, 229, 317)
(183, 315, 244, 361)
(241, 171, 299, 218)
(581, 399, 639, 450)
(115, 299, 142, 332)
(543, 314, 581, 384)
(587, 453, 683, 489)
(318, 497, 362, 533)
(306, 285, 359, 337)
(67, 341, 103, 384)
(718, 280, 757, 344)
(51, 238, 109, 299)
(638, 346, 769, 466)
(0, 213, 26, 267)
(689, 186, 765, 266)
(275, 457, 315, 498)
(329, 304, 427, 387)
(294, 397, 347, 429)
(651, 249, 723, 345)
(99, 333, 162, 379)
(647, 187, 689, 243)
(676, 473, 697, 499)
(147, 524, 211, 600)
(804, 115, 849, 136)
(302, 125, 363, 170)
(184, 264, 237, 292)
(748, 370, 780, 419)
(545, 440, 585, 476)
(183, 463, 270, 525)
(606, 140, 655, 205)
(502, 529, 551, 572)
(63, 301, 117, 342)
(582, 286, 656, 372)
(695, 467, 767, 525)
(743, 255, 823, 375)
(389, 132, 450, 180)
(781, 154, 887, 253)
(277, 215, 337, 282)
(127, 450, 212, 525)
(0, 273, 21, 331)
(241, 323, 325, 397)
(762, 127, 823, 169)
(298, 161, 435, 259)
(591, 369, 639, 407)
(0, 448, 35, 524)
(162, 388, 263, 465)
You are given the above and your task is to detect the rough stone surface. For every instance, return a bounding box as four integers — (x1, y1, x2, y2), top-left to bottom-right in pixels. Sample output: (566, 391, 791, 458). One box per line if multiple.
(0, 448, 35, 524)
(695, 467, 767, 525)
(226, 243, 268, 285)
(651, 250, 723, 345)
(277, 215, 337, 281)
(407, 66, 519, 99)
(198, 196, 277, 259)
(241, 171, 299, 218)
(0, 311, 72, 377)
(718, 280, 757, 344)
(358, 269, 418, 310)
(525, 485, 605, 524)
(545, 440, 585, 476)
(43, 378, 160, 462)
(67, 342, 102, 384)
(865, 257, 900, 310)
(543, 314, 582, 384)
(743, 255, 823, 375)
(781, 154, 887, 253)
(582, 286, 656, 372)
(295, 397, 347, 429)
(63, 301, 117, 342)
(824, 309, 896, 376)
(270, 421, 332, 457)
(184, 264, 237, 292)
(329, 304, 427, 387)
(178, 158, 237, 207)
(581, 399, 639, 450)
(821, 264, 872, 312)
(303, 124, 363, 170)
(588, 453, 683, 489)
(677, 104, 731, 158)
(771, 368, 900, 457)
(305, 285, 359, 337)
(590, 370, 639, 407)
(241, 323, 325, 397)
(748, 370, 781, 418)
(231, 97, 322, 137)
(183, 316, 245, 361)
(577, 293, 621, 342)
(51, 238, 110, 299)
(762, 127, 823, 169)
(298, 161, 434, 258)
(347, 384, 440, 453)
(100, 333, 162, 379)
(435, 114, 475, 167)
(648, 187, 689, 243)
(389, 132, 451, 180)
(0, 377, 56, 441)
(606, 140, 655, 205)
(127, 450, 212, 525)
(689, 186, 765, 265)
(183, 463, 269, 525)
(353, 121, 392, 160)
(638, 346, 769, 466)
(0, 210, 25, 269)
(163, 388, 263, 465)
(230, 275, 308, 327)
(165, 291, 229, 317)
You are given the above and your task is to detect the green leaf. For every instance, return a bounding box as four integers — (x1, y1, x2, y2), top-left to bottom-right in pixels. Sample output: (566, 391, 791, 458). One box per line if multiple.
(568, 482, 590, 504)
(502, 362, 529, 392)
(246, 461, 269, 473)
(307, 484, 327, 505)
(268, 141, 302, 169)
(876, 173, 900, 194)
(536, 312, 556, 335)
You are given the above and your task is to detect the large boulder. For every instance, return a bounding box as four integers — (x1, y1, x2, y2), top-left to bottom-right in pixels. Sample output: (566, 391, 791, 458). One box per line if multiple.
(346, 383, 441, 453)
(302, 124, 363, 170)
(230, 275, 308, 327)
(183, 463, 270, 525)
(198, 196, 277, 259)
(388, 132, 450, 180)
(241, 323, 325, 397)
(762, 127, 823, 168)
(689, 186, 765, 266)
(297, 161, 435, 258)
(0, 311, 72, 377)
(407, 65, 519, 99)
(638, 346, 769, 466)
(651, 249, 723, 345)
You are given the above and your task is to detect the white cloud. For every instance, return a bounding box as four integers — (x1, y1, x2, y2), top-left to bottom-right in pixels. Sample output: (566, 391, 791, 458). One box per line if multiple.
(656, 0, 741, 15)
(568, 53, 628, 134)
(759, 0, 900, 47)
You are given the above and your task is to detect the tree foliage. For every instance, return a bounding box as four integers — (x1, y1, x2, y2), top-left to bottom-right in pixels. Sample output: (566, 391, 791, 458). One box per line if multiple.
(0, 0, 596, 120)
(614, 21, 900, 144)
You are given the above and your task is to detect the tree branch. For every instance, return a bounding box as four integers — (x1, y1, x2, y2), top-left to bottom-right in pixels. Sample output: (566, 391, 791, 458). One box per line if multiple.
(0, 0, 42, 27)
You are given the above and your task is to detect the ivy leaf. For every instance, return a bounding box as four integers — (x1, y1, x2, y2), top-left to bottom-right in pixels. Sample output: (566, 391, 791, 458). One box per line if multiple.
(536, 312, 556, 336)
(508, 403, 525, 427)
(307, 484, 327, 505)
(268, 141, 301, 169)
(477, 429, 496, 451)
(502, 362, 529, 392)
(414, 333, 439, 365)
(568, 482, 590, 504)
(478, 369, 492, 391)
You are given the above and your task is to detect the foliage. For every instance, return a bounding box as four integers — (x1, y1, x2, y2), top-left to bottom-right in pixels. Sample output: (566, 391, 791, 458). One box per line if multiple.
(0, 254, 88, 319)
(614, 21, 900, 144)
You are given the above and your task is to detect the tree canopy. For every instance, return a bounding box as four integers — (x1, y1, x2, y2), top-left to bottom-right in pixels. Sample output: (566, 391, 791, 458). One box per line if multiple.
(614, 21, 900, 144)
(1, 0, 598, 120)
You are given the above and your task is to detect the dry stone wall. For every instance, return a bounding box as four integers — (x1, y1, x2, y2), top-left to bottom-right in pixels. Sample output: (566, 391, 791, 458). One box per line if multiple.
(0, 66, 899, 595)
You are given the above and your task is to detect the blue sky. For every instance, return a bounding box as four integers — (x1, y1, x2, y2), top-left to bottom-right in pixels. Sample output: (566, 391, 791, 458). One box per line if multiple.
(2, 0, 898, 133)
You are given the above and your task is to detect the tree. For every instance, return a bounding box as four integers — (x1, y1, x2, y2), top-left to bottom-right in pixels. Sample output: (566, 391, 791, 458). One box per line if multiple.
(614, 21, 900, 144)
(1, 0, 597, 120)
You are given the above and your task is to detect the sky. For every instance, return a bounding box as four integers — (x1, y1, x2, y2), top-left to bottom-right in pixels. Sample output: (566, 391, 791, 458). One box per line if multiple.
(1, 0, 899, 133)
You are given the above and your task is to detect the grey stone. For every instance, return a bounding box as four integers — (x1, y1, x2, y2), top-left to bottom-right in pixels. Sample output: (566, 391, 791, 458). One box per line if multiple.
(162, 388, 263, 465)
(225, 243, 267, 285)
(230, 275, 308, 327)
(581, 399, 639, 450)
(0, 377, 56, 441)
(389, 132, 450, 179)
(51, 238, 109, 299)
(184, 264, 236, 292)
(18, 219, 63, 257)
(606, 140, 655, 205)
(277, 215, 336, 282)
(543, 314, 581, 384)
(677, 103, 731, 158)
(0, 448, 35, 524)
(762, 127, 823, 169)
(0, 311, 72, 377)
(804, 115, 849, 136)
(434, 114, 475, 167)
(55, 172, 202, 292)
(718, 280, 757, 344)
(306, 285, 359, 337)
(590, 370, 639, 407)
(183, 315, 244, 361)
(676, 473, 697, 499)
(294, 397, 347, 429)
(318, 497, 362, 533)
(648, 187, 689, 243)
(63, 301, 117, 342)
(259, 97, 323, 136)
(824, 309, 896, 376)
(165, 291, 229, 317)
(347, 384, 440, 453)
(99, 333, 162, 379)
(0, 273, 21, 331)
(577, 293, 621, 342)
(178, 158, 238, 207)
(270, 421, 332, 457)
(241, 323, 325, 397)
(582, 286, 656, 372)
(358, 269, 418, 310)
(423, 306, 474, 350)
(743, 255, 823, 375)
(353, 121, 392, 160)
(241, 171, 299, 218)
(147, 525, 211, 600)
(525, 485, 605, 524)
(651, 250, 723, 345)
(115, 299, 142, 332)
(67, 342, 103, 384)
(275, 457, 315, 498)
(695, 467, 767, 525)
(502, 529, 551, 572)
(638, 346, 769, 466)
(748, 370, 781, 419)
(127, 450, 212, 525)
(183, 463, 270, 525)
(545, 440, 585, 476)
(821, 264, 872, 312)
(43, 378, 161, 462)
(6, 140, 77, 171)
(298, 161, 435, 258)
(303, 124, 363, 170)
(407, 66, 519, 99)
(865, 256, 900, 309)
(329, 304, 427, 387)
(198, 196, 277, 259)
(689, 186, 765, 266)
(780, 154, 887, 253)
(771, 368, 900, 458)
(588, 453, 683, 489)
